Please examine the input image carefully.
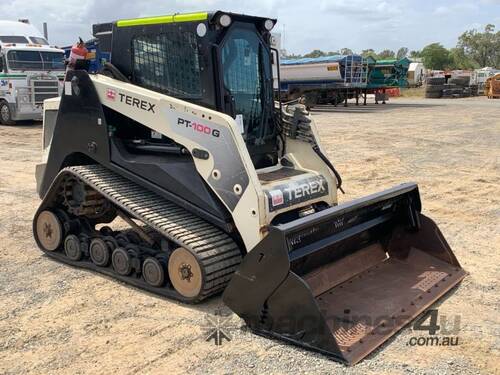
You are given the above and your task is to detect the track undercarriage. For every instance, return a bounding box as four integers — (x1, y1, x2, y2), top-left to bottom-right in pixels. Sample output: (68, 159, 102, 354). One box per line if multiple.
(34, 164, 242, 303)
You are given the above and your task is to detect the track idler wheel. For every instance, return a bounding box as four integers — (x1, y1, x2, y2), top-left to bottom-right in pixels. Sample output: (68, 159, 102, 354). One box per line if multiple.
(89, 238, 111, 267)
(168, 247, 203, 298)
(35, 210, 64, 251)
(142, 257, 165, 287)
(112, 247, 132, 276)
(64, 234, 83, 261)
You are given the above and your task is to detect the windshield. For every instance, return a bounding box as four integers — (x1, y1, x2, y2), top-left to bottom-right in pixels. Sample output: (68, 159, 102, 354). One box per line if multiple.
(0, 36, 29, 43)
(7, 50, 65, 71)
(29, 36, 49, 45)
(221, 26, 274, 143)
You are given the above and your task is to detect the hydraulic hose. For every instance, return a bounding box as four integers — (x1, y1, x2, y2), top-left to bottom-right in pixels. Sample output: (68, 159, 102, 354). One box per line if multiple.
(312, 144, 345, 194)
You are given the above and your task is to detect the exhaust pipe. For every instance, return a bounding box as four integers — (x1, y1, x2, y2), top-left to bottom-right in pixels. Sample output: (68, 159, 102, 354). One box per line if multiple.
(43, 22, 48, 41)
(224, 183, 466, 364)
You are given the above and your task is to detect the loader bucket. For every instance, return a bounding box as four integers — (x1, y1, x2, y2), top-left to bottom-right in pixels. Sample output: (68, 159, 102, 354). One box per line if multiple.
(223, 183, 466, 365)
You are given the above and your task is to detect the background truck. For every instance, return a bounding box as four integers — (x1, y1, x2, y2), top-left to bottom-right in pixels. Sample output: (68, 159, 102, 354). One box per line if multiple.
(0, 20, 64, 125)
(279, 54, 369, 107)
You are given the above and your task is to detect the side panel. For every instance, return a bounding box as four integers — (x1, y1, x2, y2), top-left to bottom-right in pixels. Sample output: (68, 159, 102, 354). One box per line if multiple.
(108, 138, 231, 219)
(37, 71, 233, 230)
(280, 63, 342, 82)
(37, 70, 111, 197)
(92, 74, 265, 250)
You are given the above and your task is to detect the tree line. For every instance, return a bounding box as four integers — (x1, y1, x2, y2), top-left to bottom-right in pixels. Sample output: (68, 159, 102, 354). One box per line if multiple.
(283, 24, 499, 70)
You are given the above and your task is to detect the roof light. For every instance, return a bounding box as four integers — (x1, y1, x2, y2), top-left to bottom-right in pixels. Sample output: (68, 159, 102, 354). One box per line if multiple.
(264, 19, 275, 31)
(218, 14, 232, 27)
(196, 23, 207, 37)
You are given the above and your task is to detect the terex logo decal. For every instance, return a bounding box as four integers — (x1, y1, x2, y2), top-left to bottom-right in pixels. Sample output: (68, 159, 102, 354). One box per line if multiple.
(265, 176, 329, 212)
(106, 89, 116, 101)
(178, 117, 220, 138)
(269, 190, 284, 207)
(118, 93, 156, 113)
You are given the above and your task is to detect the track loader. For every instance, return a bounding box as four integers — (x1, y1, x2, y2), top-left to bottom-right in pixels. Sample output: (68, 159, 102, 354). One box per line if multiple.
(33, 11, 466, 364)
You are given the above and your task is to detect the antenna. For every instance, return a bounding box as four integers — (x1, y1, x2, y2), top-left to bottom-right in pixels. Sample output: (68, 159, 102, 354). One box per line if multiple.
(282, 23, 286, 51)
(43, 22, 48, 40)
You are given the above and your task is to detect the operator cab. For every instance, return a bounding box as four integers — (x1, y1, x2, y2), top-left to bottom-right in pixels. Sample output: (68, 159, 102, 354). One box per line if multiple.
(99, 11, 279, 169)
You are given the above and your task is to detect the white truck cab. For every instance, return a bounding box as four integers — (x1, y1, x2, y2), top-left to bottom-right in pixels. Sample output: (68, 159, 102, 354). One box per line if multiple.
(0, 20, 64, 124)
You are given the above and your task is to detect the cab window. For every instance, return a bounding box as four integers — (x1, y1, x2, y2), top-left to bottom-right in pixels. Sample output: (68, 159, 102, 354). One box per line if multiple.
(29, 36, 49, 45)
(0, 36, 29, 43)
(132, 31, 202, 99)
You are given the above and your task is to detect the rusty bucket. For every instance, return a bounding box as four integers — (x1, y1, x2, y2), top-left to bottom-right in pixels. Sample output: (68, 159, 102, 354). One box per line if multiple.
(224, 183, 466, 364)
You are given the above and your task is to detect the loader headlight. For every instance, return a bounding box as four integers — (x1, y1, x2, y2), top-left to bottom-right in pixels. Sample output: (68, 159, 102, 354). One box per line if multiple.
(218, 14, 232, 28)
(264, 19, 275, 31)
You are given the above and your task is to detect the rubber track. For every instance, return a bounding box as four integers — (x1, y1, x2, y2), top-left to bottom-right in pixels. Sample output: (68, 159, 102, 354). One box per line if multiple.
(46, 164, 242, 303)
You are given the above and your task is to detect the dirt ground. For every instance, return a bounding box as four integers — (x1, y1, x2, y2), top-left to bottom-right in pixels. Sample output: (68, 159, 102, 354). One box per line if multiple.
(0, 97, 498, 375)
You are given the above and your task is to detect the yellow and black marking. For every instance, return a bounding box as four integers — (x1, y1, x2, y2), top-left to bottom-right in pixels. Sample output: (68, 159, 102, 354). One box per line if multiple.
(117, 12, 208, 27)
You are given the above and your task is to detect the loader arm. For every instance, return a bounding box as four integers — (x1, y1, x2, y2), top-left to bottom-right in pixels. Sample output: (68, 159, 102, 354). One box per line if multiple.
(91, 74, 339, 250)
(92, 74, 264, 250)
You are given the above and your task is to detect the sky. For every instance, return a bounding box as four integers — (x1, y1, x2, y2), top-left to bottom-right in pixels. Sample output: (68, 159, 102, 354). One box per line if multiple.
(2, 0, 500, 54)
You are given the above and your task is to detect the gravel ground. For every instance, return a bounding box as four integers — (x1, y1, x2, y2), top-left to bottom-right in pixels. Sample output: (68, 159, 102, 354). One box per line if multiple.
(0, 97, 499, 374)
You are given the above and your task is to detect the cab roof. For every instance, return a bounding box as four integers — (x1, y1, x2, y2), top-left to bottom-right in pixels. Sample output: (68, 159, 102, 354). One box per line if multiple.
(0, 43, 64, 53)
(115, 11, 275, 28)
(0, 20, 62, 51)
(0, 20, 44, 38)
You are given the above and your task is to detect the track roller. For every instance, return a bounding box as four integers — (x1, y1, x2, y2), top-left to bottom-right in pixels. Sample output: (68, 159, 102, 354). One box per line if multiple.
(104, 236, 118, 252)
(112, 247, 132, 276)
(35, 210, 64, 251)
(142, 257, 165, 287)
(64, 234, 83, 261)
(89, 238, 111, 266)
(168, 247, 203, 298)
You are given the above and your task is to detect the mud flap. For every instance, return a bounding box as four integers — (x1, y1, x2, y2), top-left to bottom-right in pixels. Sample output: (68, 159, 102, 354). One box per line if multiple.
(223, 183, 466, 364)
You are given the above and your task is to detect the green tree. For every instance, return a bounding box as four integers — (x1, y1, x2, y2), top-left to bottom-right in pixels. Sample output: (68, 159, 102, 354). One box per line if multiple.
(396, 47, 409, 59)
(361, 49, 378, 59)
(303, 49, 326, 58)
(282, 52, 302, 59)
(326, 50, 341, 56)
(420, 43, 452, 70)
(457, 24, 500, 68)
(340, 48, 354, 55)
(409, 50, 421, 59)
(378, 49, 396, 59)
(449, 47, 478, 69)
